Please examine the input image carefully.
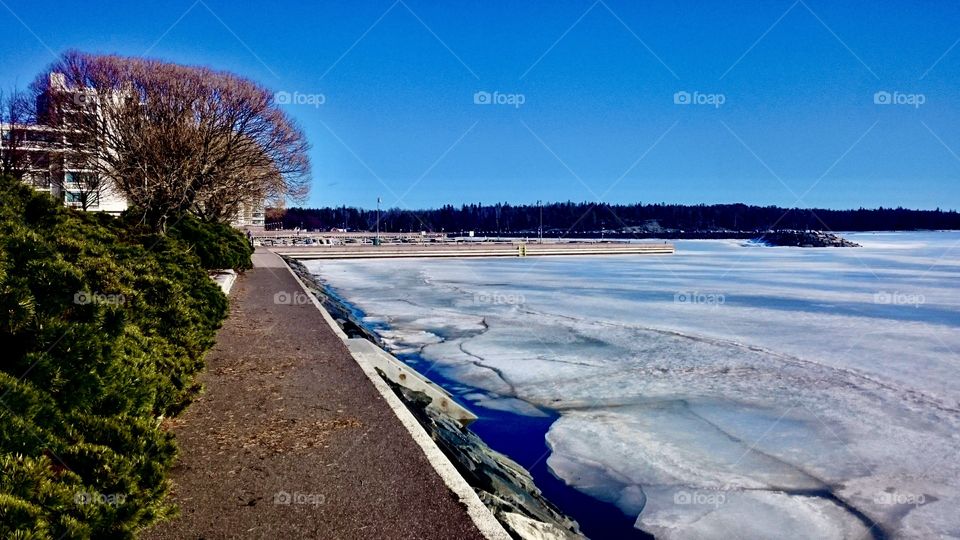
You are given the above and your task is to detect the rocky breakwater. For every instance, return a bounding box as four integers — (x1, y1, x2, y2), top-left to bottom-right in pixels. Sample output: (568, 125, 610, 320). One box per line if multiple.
(758, 230, 860, 247)
(388, 381, 586, 540)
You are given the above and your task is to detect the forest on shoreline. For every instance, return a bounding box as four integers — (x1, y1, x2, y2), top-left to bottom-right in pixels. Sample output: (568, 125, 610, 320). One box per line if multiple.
(275, 202, 960, 234)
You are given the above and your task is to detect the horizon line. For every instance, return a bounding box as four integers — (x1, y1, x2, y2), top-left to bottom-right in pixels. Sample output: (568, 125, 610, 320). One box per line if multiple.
(280, 200, 960, 214)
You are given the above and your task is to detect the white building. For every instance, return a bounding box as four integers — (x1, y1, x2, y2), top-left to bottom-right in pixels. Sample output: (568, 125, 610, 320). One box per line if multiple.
(0, 73, 127, 215)
(232, 200, 265, 228)
(0, 121, 129, 215)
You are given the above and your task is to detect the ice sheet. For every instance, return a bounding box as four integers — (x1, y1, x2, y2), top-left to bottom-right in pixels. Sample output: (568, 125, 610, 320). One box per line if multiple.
(305, 231, 960, 539)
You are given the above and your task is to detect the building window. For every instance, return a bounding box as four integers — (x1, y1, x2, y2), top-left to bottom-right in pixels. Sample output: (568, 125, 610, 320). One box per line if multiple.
(65, 191, 99, 208)
(29, 173, 52, 189)
(64, 171, 100, 189)
(65, 171, 82, 187)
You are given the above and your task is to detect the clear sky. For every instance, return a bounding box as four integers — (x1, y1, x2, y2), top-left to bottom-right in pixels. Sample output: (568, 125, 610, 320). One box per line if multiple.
(2, 0, 959, 210)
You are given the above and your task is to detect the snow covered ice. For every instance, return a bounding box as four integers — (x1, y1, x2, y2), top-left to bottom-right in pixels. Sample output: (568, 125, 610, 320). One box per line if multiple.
(305, 232, 960, 539)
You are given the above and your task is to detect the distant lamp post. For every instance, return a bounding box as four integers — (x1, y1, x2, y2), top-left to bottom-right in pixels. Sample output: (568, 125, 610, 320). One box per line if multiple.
(537, 200, 543, 244)
(375, 197, 381, 246)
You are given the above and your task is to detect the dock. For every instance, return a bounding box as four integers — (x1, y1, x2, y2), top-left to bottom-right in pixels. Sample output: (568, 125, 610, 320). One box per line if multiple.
(271, 241, 675, 260)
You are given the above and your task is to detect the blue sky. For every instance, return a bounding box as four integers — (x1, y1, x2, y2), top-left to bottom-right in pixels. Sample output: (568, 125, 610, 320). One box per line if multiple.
(2, 0, 959, 210)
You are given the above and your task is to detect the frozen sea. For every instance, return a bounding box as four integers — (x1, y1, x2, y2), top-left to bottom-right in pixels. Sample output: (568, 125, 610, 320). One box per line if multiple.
(304, 232, 960, 539)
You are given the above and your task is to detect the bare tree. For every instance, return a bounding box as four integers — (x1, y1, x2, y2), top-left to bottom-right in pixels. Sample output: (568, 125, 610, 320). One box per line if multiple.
(0, 87, 37, 180)
(34, 51, 311, 231)
(189, 139, 290, 223)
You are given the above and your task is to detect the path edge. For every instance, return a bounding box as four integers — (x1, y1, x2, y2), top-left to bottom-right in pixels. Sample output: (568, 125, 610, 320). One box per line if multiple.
(279, 257, 512, 540)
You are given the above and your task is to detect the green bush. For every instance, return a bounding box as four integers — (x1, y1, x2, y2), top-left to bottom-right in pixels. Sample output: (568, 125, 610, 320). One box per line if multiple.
(0, 176, 229, 538)
(167, 215, 253, 271)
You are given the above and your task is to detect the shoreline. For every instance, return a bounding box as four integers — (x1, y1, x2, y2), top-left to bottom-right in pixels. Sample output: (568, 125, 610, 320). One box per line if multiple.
(287, 258, 590, 539)
(288, 258, 652, 540)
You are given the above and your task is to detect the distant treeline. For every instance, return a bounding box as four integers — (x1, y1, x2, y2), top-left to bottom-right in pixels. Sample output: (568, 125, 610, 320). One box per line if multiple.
(275, 202, 960, 234)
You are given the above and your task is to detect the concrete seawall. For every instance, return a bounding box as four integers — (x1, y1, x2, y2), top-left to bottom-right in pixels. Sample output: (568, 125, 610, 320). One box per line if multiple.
(274, 241, 674, 260)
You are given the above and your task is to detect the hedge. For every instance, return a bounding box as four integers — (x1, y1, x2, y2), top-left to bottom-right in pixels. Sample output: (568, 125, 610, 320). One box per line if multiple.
(168, 215, 254, 272)
(0, 175, 235, 538)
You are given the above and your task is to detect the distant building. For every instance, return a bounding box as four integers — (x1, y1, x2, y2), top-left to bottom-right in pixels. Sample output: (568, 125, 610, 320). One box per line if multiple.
(231, 200, 265, 228)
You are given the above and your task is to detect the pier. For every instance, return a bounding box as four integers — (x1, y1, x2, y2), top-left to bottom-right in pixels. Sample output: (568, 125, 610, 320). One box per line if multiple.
(270, 240, 675, 260)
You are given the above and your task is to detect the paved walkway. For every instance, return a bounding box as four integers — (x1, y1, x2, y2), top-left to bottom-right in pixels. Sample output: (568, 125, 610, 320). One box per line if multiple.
(145, 250, 485, 539)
